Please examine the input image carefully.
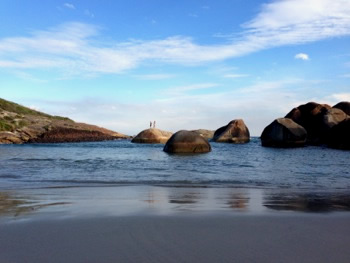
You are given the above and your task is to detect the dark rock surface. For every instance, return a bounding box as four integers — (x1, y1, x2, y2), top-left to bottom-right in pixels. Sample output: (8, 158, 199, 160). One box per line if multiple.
(261, 118, 307, 148)
(163, 130, 211, 153)
(213, 119, 250, 143)
(28, 128, 118, 143)
(285, 102, 331, 144)
(327, 118, 350, 150)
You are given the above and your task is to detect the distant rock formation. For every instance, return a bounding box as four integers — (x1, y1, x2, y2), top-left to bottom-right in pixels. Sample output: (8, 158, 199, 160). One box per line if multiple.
(0, 97, 130, 144)
(28, 128, 119, 143)
(262, 101, 350, 149)
(131, 128, 173, 144)
(261, 118, 307, 147)
(163, 130, 211, 153)
(190, 129, 215, 140)
(213, 119, 250, 143)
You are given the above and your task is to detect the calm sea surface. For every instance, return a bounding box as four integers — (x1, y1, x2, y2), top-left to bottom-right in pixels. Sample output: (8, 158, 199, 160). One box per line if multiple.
(0, 137, 349, 191)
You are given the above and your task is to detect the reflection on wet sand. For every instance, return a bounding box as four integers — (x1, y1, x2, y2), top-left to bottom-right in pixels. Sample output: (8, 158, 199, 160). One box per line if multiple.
(226, 193, 250, 210)
(0, 192, 70, 217)
(1, 187, 350, 219)
(264, 192, 350, 212)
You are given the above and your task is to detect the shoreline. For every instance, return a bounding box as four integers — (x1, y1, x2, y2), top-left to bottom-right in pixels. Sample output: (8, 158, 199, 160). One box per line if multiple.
(1, 185, 350, 262)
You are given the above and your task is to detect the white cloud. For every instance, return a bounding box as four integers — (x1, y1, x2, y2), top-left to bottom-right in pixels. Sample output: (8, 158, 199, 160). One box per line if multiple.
(64, 3, 75, 9)
(0, 0, 350, 75)
(134, 74, 175, 80)
(330, 93, 350, 102)
(295, 53, 309, 60)
(223, 74, 249, 78)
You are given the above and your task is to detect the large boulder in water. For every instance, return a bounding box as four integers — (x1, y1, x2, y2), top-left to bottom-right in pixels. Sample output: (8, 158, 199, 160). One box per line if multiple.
(261, 118, 307, 147)
(285, 102, 331, 144)
(327, 118, 350, 150)
(131, 128, 172, 144)
(213, 119, 250, 143)
(333, 101, 350, 115)
(163, 130, 211, 153)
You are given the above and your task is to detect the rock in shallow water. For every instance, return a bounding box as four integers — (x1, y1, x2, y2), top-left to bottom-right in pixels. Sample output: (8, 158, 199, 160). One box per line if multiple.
(327, 118, 350, 150)
(261, 118, 307, 148)
(213, 119, 250, 143)
(163, 130, 211, 153)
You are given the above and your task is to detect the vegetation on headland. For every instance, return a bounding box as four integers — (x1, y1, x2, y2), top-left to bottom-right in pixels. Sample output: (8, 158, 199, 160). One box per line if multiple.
(0, 97, 130, 143)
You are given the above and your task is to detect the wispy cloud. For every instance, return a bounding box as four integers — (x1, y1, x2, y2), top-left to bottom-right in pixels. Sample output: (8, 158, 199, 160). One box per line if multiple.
(165, 83, 219, 95)
(134, 74, 175, 80)
(84, 9, 94, 18)
(64, 3, 75, 9)
(223, 74, 249, 79)
(0, 0, 350, 75)
(295, 53, 309, 60)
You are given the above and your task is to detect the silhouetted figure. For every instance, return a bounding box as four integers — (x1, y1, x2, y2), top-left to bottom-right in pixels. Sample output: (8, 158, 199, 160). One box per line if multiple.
(150, 121, 152, 128)
(153, 121, 156, 128)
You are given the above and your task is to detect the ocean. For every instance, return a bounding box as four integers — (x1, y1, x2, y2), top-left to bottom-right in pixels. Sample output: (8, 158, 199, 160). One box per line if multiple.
(0, 137, 349, 190)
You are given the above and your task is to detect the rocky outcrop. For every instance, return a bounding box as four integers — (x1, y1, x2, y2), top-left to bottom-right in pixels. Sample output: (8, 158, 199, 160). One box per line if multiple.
(213, 119, 250, 143)
(261, 118, 307, 148)
(333, 101, 350, 115)
(131, 128, 173, 144)
(327, 118, 350, 150)
(190, 129, 215, 140)
(0, 97, 130, 144)
(163, 130, 211, 153)
(285, 102, 331, 144)
(28, 128, 119, 143)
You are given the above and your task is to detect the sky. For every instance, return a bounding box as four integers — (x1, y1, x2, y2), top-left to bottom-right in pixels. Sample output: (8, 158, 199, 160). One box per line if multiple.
(0, 0, 350, 136)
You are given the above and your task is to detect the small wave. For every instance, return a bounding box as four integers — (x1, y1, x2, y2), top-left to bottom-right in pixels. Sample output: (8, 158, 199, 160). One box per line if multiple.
(0, 174, 22, 179)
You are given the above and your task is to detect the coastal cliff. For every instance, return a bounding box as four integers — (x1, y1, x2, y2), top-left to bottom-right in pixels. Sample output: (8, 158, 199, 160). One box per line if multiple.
(0, 98, 130, 144)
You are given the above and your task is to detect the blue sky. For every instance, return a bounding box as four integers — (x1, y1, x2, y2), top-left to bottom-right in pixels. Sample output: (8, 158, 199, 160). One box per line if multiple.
(0, 0, 350, 135)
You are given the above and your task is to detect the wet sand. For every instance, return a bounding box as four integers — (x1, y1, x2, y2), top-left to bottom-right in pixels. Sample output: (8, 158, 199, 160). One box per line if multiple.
(1, 186, 350, 262)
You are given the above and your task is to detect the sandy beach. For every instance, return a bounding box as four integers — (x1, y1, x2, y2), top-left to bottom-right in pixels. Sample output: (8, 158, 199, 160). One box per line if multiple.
(1, 186, 350, 263)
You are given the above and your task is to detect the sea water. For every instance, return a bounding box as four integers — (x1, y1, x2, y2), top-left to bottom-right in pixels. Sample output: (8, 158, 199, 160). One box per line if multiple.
(0, 137, 349, 190)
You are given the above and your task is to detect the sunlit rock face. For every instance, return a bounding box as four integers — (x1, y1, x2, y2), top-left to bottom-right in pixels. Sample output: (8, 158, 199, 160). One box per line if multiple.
(131, 128, 173, 144)
(213, 119, 250, 143)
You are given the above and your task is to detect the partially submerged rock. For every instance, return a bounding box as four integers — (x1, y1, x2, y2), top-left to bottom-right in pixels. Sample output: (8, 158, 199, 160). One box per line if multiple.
(131, 128, 173, 144)
(261, 118, 307, 148)
(213, 119, 250, 143)
(163, 130, 211, 153)
(190, 129, 215, 140)
(327, 118, 350, 150)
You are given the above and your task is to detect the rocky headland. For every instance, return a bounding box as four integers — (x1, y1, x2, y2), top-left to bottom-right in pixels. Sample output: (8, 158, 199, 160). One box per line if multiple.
(0, 98, 130, 144)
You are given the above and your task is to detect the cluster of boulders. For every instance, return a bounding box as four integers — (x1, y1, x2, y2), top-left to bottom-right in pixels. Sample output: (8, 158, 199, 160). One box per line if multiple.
(131, 119, 250, 153)
(261, 101, 350, 149)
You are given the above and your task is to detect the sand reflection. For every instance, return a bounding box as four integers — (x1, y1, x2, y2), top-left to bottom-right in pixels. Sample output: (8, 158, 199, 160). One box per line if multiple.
(264, 192, 350, 212)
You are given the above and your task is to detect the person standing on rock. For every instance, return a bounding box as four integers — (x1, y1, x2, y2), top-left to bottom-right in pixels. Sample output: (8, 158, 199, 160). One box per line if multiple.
(150, 121, 152, 128)
(153, 121, 156, 128)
